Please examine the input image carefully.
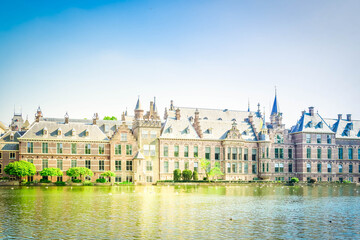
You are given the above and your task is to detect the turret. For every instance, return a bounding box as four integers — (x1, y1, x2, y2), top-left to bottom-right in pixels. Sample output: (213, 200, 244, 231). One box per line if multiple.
(35, 106, 43, 122)
(64, 112, 69, 124)
(134, 96, 144, 120)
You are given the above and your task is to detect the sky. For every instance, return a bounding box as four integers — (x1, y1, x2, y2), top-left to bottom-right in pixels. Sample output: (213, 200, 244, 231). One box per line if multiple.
(0, 0, 359, 127)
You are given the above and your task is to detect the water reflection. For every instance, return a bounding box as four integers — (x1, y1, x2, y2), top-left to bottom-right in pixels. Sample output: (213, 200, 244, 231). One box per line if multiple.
(0, 185, 359, 239)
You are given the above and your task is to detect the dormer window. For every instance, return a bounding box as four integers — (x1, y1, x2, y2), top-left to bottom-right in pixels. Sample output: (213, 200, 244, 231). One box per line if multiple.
(218, 118, 222, 121)
(232, 118, 236, 121)
(167, 127, 172, 133)
(57, 128, 62, 136)
(203, 117, 208, 120)
(189, 116, 194, 121)
(104, 124, 109, 133)
(343, 130, 349, 137)
(243, 131, 247, 135)
(317, 122, 323, 129)
(43, 127, 48, 135)
(71, 128, 76, 136)
(306, 121, 313, 128)
(346, 123, 353, 130)
(207, 128, 213, 134)
(10, 133, 14, 141)
(184, 127, 190, 134)
(85, 129, 89, 137)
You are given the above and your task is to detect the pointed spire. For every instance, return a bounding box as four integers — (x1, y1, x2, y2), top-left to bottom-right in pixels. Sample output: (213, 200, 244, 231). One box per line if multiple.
(153, 97, 157, 112)
(248, 98, 250, 112)
(271, 87, 279, 116)
(262, 108, 267, 130)
(135, 95, 141, 110)
(125, 107, 128, 116)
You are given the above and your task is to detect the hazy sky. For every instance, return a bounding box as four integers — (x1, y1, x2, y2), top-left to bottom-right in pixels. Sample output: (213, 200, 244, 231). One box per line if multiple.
(0, 0, 359, 127)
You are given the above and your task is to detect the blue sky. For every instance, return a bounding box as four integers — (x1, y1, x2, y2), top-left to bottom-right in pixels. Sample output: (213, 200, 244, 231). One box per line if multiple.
(0, 0, 359, 126)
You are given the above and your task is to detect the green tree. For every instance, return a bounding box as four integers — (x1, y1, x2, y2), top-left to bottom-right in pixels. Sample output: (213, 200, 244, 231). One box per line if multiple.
(4, 161, 36, 181)
(173, 169, 181, 181)
(100, 171, 115, 182)
(182, 170, 193, 181)
(103, 116, 117, 120)
(193, 171, 199, 181)
(290, 177, 299, 183)
(66, 167, 94, 182)
(199, 158, 223, 181)
(40, 167, 63, 182)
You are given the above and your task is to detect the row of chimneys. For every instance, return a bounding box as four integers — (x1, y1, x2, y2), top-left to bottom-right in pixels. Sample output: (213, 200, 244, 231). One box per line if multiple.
(308, 107, 352, 121)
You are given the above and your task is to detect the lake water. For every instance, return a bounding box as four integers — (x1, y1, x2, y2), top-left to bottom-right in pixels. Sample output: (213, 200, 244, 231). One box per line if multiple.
(0, 184, 359, 239)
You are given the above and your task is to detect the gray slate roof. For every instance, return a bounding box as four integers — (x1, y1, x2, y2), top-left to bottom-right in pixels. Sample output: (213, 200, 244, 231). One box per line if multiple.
(290, 112, 334, 134)
(325, 118, 360, 139)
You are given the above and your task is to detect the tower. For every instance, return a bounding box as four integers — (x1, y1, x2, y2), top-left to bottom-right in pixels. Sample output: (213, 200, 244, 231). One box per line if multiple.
(270, 88, 282, 127)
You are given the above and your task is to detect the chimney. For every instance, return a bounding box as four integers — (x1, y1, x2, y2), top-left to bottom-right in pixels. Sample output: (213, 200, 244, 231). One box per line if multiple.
(93, 114, 97, 125)
(64, 112, 69, 124)
(170, 100, 174, 110)
(175, 108, 181, 120)
(338, 114, 342, 121)
(150, 101, 154, 114)
(164, 107, 168, 120)
(248, 113, 253, 123)
(309, 107, 314, 116)
(346, 114, 352, 121)
(301, 110, 305, 115)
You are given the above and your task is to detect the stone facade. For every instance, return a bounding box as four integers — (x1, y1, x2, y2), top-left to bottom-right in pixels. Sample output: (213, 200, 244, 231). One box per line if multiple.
(0, 93, 359, 183)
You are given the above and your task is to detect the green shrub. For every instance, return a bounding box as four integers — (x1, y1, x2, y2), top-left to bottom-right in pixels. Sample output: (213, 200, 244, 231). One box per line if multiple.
(193, 171, 199, 181)
(173, 169, 181, 181)
(343, 180, 351, 184)
(72, 179, 82, 183)
(83, 180, 93, 186)
(182, 170, 193, 181)
(290, 177, 299, 183)
(96, 178, 106, 183)
(39, 179, 51, 183)
(55, 181, 66, 186)
(203, 177, 208, 181)
(116, 181, 133, 185)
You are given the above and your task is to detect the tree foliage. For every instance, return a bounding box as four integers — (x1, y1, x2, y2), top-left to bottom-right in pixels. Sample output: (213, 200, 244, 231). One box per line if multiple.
(199, 158, 223, 181)
(40, 168, 63, 177)
(4, 161, 36, 178)
(173, 169, 181, 181)
(100, 171, 116, 178)
(182, 170, 193, 181)
(66, 167, 94, 180)
(193, 171, 199, 181)
(103, 116, 117, 120)
(290, 177, 299, 183)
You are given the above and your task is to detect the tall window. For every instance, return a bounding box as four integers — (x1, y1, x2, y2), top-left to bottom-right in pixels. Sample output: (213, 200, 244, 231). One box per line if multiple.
(239, 148, 243, 160)
(194, 162, 198, 172)
(146, 161, 153, 171)
(316, 134, 321, 143)
(328, 148, 332, 159)
(144, 145, 149, 156)
(0, 164, 2, 174)
(150, 145, 156, 156)
(266, 163, 269, 172)
(358, 149, 360, 160)
(244, 163, 248, 173)
(288, 149, 293, 159)
(275, 163, 279, 173)
(227, 147, 231, 160)
(142, 130, 148, 139)
(348, 148, 353, 160)
(71, 159, 77, 168)
(175, 161, 179, 169)
(205, 147, 211, 160)
(317, 148, 321, 159)
(339, 164, 343, 173)
(10, 152, 16, 159)
(150, 131, 156, 138)
(42, 159, 48, 169)
(275, 148, 279, 159)
(338, 148, 343, 159)
(288, 163, 293, 173)
(232, 163, 237, 173)
(99, 160, 104, 171)
(174, 145, 179, 157)
(115, 144, 121, 155)
(71, 143, 77, 154)
(185, 162, 189, 170)
(244, 149, 248, 161)
(252, 164, 257, 174)
(126, 145, 132, 155)
(266, 147, 269, 158)
(194, 146, 198, 157)
(42, 143, 48, 153)
(184, 146, 189, 157)
(327, 135, 331, 144)
(227, 163, 231, 173)
(57, 159, 63, 170)
(27, 142, 34, 153)
(163, 146, 168, 157)
(115, 160, 121, 171)
(99, 144, 105, 155)
(307, 148, 311, 159)
(317, 163, 321, 173)
(85, 144, 91, 154)
(121, 133, 127, 141)
(349, 164, 353, 173)
(327, 163, 331, 173)
(28, 159, 33, 164)
(252, 149, 257, 161)
(239, 163, 242, 173)
(126, 161, 133, 171)
(232, 148, 237, 160)
(57, 143, 63, 154)
(279, 163, 284, 173)
(307, 163, 311, 173)
(215, 147, 220, 160)
(306, 134, 311, 143)
(85, 160, 91, 169)
(164, 161, 169, 173)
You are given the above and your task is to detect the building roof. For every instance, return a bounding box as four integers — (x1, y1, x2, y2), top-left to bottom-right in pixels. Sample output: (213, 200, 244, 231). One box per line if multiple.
(290, 112, 334, 134)
(325, 118, 360, 139)
(160, 117, 200, 139)
(20, 121, 109, 141)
